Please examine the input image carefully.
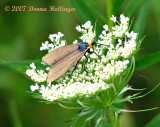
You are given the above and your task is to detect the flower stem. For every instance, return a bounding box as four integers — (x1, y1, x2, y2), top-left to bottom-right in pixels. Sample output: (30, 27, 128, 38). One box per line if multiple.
(106, 107, 116, 127)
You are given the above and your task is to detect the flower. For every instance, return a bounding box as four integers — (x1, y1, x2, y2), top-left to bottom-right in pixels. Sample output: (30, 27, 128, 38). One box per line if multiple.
(40, 41, 49, 51)
(82, 21, 92, 29)
(26, 63, 47, 82)
(103, 24, 109, 31)
(75, 21, 96, 42)
(26, 15, 138, 102)
(75, 25, 81, 32)
(26, 69, 35, 76)
(48, 32, 64, 44)
(30, 83, 39, 91)
(111, 14, 129, 38)
(120, 14, 129, 24)
(125, 31, 137, 40)
(40, 33, 66, 52)
(24, 14, 151, 127)
(73, 40, 78, 44)
(48, 34, 57, 42)
(110, 15, 117, 23)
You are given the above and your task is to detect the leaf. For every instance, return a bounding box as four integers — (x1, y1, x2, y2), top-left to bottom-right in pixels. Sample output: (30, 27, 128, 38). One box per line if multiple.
(69, 0, 96, 23)
(0, 59, 41, 72)
(83, 0, 108, 23)
(130, 83, 160, 100)
(58, 102, 84, 110)
(135, 51, 160, 70)
(7, 99, 23, 127)
(133, 2, 148, 38)
(82, 110, 99, 127)
(116, 107, 159, 113)
(69, 0, 102, 31)
(124, 0, 149, 16)
(117, 57, 135, 93)
(145, 113, 160, 127)
(113, 0, 125, 14)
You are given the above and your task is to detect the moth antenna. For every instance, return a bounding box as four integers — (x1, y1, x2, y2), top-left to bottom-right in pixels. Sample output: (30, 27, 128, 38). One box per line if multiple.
(95, 43, 109, 46)
(91, 30, 102, 42)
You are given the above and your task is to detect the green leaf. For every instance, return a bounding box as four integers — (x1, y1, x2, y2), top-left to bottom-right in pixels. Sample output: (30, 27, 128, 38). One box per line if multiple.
(113, 0, 125, 14)
(130, 83, 160, 100)
(124, 0, 148, 16)
(145, 113, 160, 127)
(82, 110, 99, 127)
(117, 57, 135, 94)
(0, 59, 41, 72)
(58, 102, 85, 110)
(135, 51, 160, 70)
(105, 0, 113, 28)
(8, 99, 23, 127)
(69, 0, 96, 23)
(133, 2, 148, 38)
(83, 0, 108, 23)
(69, 0, 102, 31)
(95, 118, 111, 127)
(70, 108, 96, 127)
(116, 107, 159, 113)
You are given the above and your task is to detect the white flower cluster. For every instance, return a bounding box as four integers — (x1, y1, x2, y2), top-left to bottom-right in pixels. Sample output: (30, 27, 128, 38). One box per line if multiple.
(99, 14, 137, 60)
(111, 14, 129, 37)
(76, 21, 96, 42)
(95, 59, 129, 81)
(26, 63, 47, 82)
(40, 32, 66, 52)
(26, 15, 138, 102)
(38, 80, 108, 101)
(30, 83, 39, 92)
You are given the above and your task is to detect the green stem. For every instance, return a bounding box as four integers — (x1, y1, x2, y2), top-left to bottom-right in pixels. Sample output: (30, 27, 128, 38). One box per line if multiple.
(8, 99, 23, 127)
(105, 0, 113, 28)
(102, 108, 106, 121)
(106, 107, 116, 127)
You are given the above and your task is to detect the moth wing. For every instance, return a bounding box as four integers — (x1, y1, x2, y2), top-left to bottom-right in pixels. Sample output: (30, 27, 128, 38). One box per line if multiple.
(43, 43, 80, 64)
(47, 50, 85, 82)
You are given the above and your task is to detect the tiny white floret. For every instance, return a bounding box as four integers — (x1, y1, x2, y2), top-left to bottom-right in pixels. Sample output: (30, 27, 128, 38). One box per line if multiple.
(110, 15, 117, 23)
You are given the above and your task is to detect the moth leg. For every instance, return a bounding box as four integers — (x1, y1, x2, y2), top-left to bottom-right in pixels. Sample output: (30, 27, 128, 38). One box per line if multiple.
(84, 53, 89, 70)
(87, 49, 101, 58)
(71, 58, 81, 75)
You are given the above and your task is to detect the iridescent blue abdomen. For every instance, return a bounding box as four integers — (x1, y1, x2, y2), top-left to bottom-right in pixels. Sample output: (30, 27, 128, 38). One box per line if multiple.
(78, 42, 88, 52)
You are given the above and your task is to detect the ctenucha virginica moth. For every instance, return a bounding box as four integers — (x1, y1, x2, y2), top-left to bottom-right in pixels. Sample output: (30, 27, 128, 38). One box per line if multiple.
(43, 41, 106, 83)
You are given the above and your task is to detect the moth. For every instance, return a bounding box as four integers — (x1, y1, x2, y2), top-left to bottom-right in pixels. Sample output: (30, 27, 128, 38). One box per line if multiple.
(43, 41, 106, 83)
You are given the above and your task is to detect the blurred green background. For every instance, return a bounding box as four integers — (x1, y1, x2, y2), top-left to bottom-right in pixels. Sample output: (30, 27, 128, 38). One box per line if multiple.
(0, 0, 160, 127)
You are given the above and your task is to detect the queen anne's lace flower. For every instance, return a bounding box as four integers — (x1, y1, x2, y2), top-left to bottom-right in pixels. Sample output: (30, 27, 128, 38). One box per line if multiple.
(111, 14, 129, 37)
(41, 32, 66, 52)
(110, 15, 117, 23)
(26, 15, 138, 102)
(76, 21, 96, 42)
(30, 83, 39, 92)
(26, 62, 47, 82)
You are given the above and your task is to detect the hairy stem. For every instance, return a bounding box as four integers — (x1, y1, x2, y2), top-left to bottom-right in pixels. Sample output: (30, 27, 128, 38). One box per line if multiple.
(107, 107, 116, 127)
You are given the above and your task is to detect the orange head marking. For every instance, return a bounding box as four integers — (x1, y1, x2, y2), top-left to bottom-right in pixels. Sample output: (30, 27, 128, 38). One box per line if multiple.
(88, 42, 93, 48)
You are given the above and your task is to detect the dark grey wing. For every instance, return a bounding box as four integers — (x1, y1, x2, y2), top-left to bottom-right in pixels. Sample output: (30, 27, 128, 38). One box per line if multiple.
(47, 50, 85, 82)
(43, 43, 80, 64)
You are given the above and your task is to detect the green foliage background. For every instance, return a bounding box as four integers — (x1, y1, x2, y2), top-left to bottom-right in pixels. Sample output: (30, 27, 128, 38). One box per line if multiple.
(0, 0, 160, 127)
